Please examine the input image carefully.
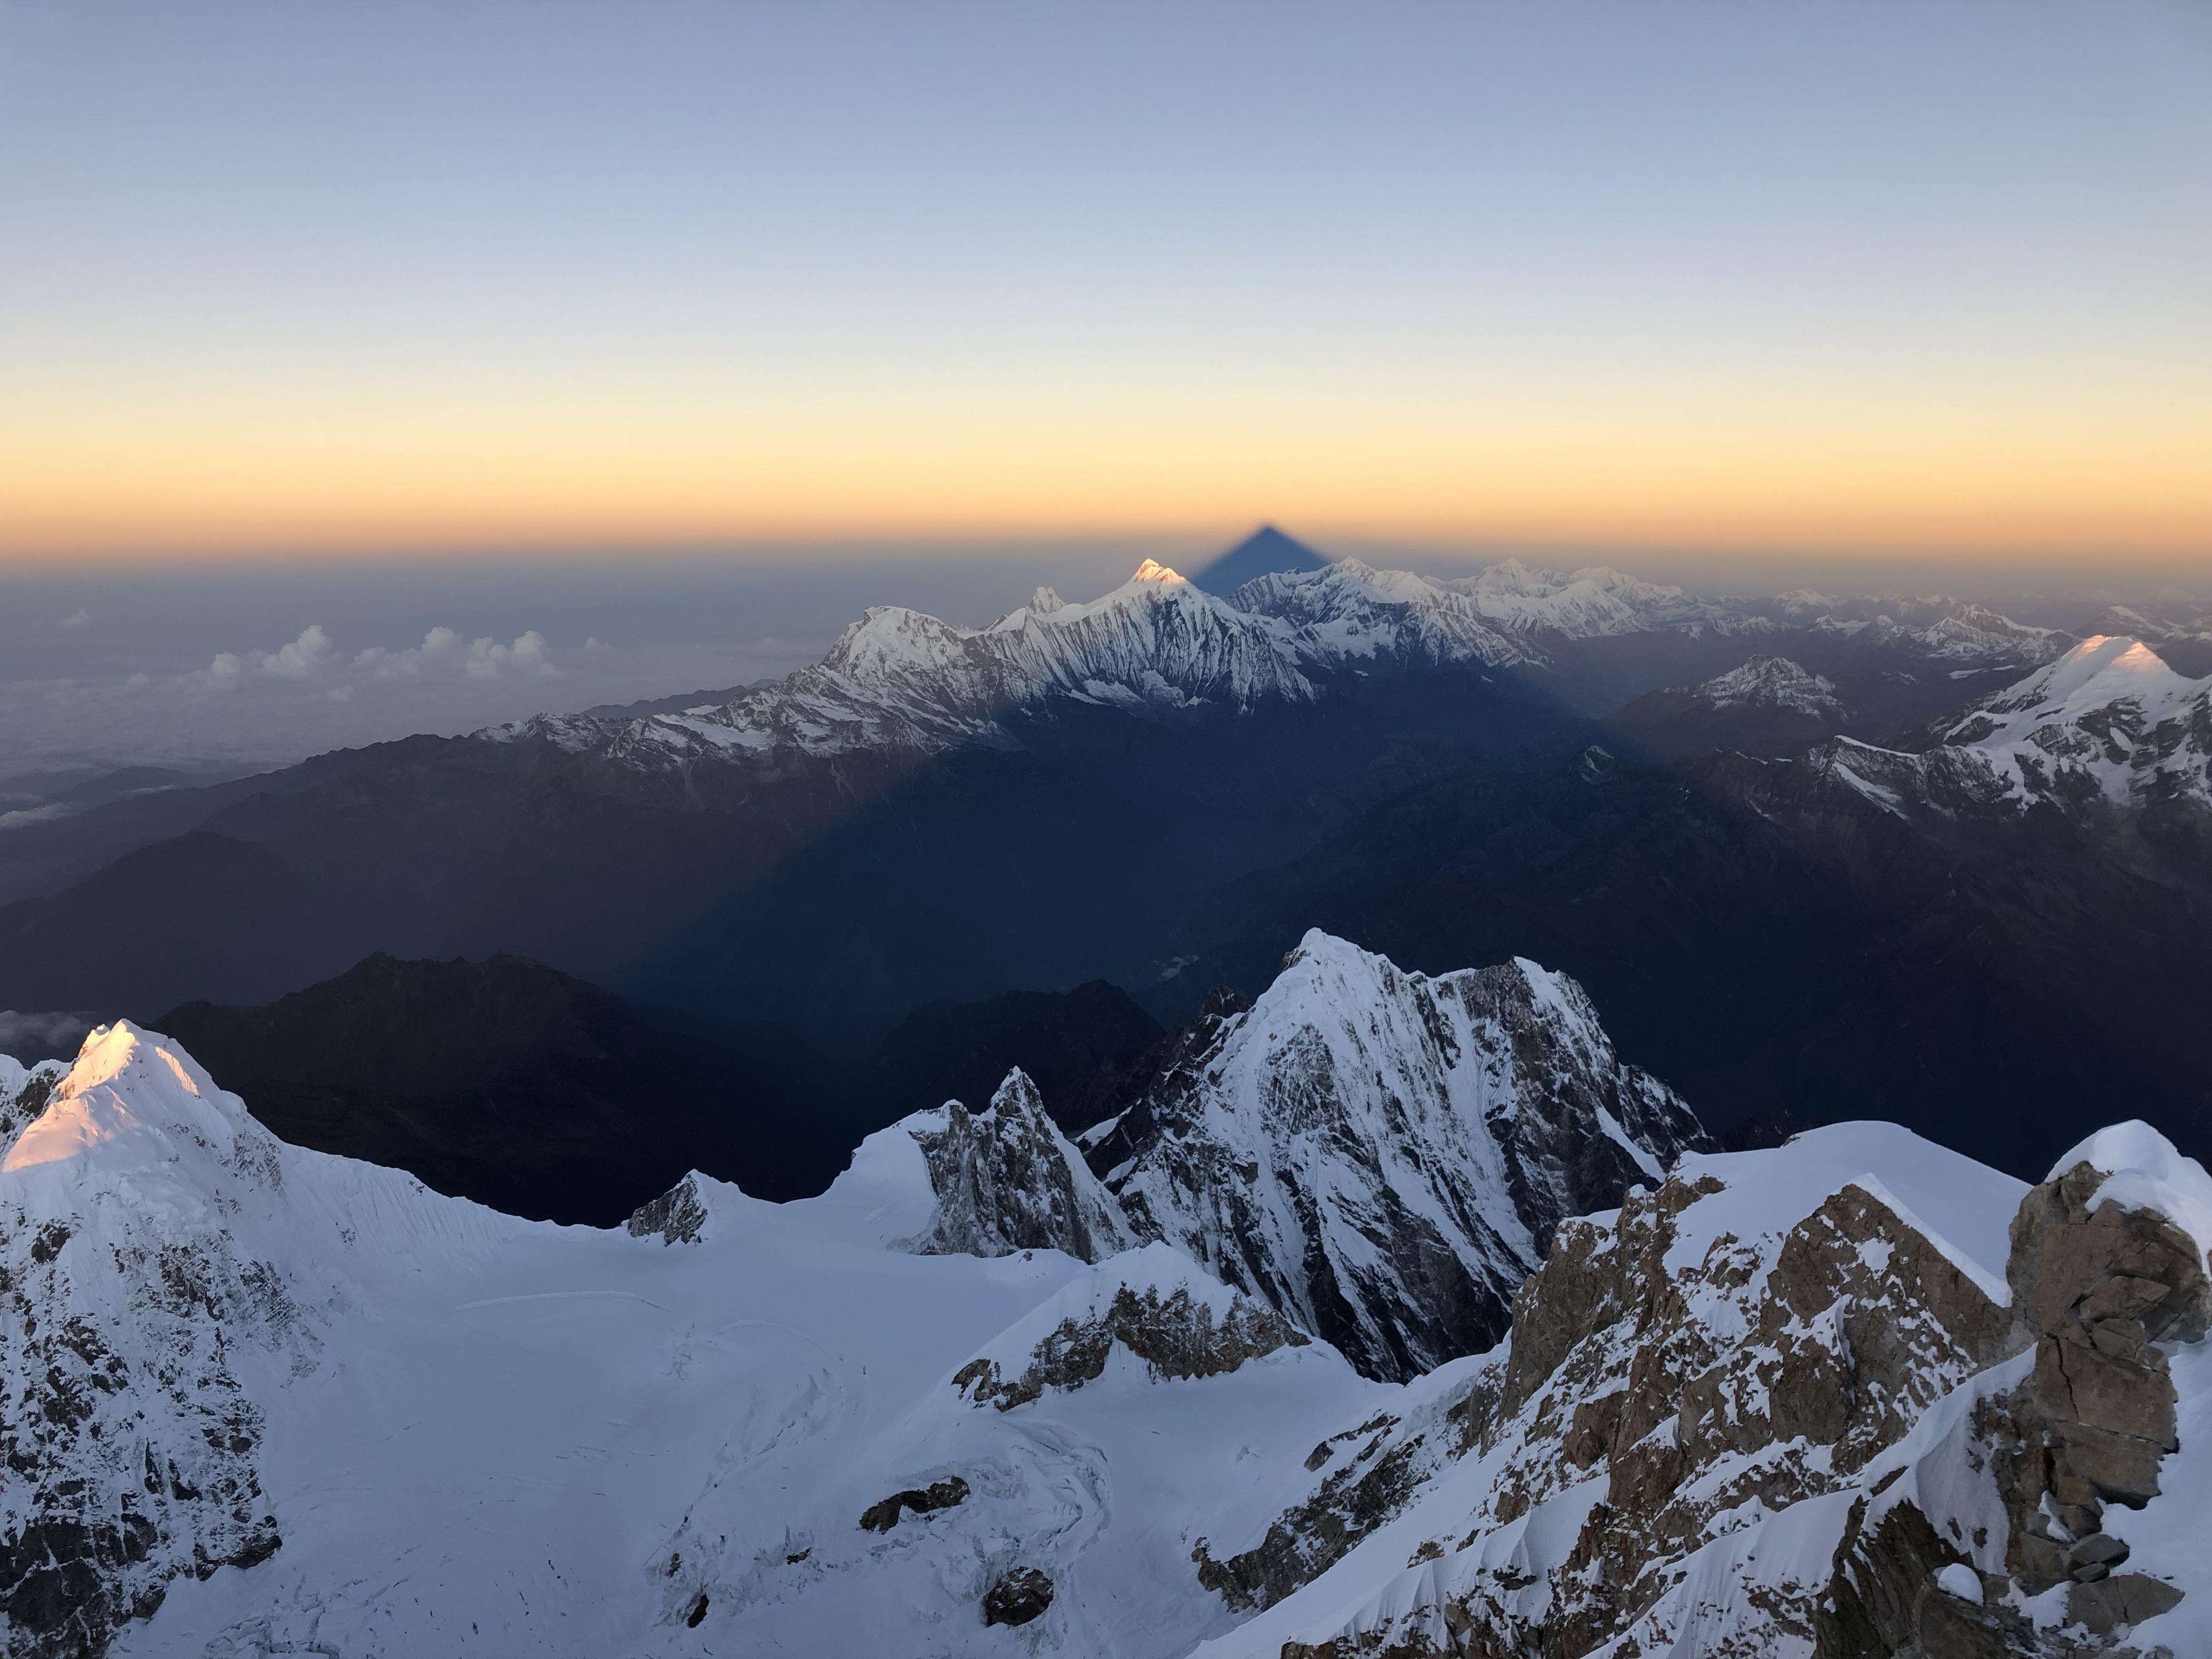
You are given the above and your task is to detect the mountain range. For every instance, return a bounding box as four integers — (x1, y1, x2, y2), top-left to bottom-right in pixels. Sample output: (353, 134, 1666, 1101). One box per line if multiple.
(0, 529, 2205, 1186)
(4, 528, 2210, 1655)
(4, 995, 2206, 1656)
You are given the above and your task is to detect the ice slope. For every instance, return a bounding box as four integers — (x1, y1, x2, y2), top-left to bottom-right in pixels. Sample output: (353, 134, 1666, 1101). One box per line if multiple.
(1, 1023, 1389, 1659)
(1097, 931, 1704, 1382)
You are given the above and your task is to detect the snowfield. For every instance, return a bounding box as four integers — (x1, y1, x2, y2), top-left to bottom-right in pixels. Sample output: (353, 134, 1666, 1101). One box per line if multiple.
(5, 990, 2207, 1657)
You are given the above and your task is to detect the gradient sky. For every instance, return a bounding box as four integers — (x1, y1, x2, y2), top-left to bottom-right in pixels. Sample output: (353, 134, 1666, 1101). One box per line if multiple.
(4, 1, 2210, 569)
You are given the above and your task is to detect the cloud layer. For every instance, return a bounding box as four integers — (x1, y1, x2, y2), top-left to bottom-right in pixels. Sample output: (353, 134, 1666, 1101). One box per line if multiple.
(0, 623, 820, 780)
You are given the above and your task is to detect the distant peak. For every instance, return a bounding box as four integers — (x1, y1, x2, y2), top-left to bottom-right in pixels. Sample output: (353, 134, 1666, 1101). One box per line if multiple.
(1130, 558, 1187, 584)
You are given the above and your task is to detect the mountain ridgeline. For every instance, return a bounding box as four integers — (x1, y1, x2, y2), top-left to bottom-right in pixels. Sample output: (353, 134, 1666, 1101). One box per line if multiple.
(5, 983, 2210, 1655)
(0, 529, 2206, 1178)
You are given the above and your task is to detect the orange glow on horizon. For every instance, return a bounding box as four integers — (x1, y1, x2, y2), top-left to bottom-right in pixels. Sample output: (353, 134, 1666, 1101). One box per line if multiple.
(5, 391, 2209, 569)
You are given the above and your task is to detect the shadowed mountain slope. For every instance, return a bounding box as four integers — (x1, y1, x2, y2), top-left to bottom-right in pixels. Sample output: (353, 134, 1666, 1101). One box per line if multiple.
(157, 953, 840, 1222)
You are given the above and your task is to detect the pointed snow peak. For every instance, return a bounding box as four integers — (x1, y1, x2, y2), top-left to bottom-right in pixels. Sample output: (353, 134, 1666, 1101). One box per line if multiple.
(980, 1066, 1043, 1121)
(1101, 931, 1705, 1379)
(2023, 633, 2183, 704)
(1694, 654, 1844, 714)
(892, 1068, 1135, 1263)
(1187, 524, 1333, 594)
(1028, 585, 1065, 615)
(1129, 557, 1187, 585)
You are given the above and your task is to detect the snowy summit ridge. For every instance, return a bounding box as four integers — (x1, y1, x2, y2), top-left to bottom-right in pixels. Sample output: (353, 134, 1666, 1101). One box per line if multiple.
(483, 538, 2068, 772)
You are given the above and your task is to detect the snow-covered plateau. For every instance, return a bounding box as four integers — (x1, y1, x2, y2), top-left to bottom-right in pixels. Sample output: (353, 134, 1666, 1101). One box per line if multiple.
(5, 937, 2208, 1656)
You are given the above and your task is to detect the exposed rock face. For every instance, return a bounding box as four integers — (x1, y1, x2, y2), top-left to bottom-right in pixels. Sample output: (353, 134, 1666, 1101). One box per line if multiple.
(0, 1058, 61, 1144)
(1196, 1122, 2212, 1659)
(980, 1565, 1054, 1627)
(953, 1269, 1308, 1413)
(626, 1172, 712, 1245)
(857, 1476, 969, 1534)
(897, 1069, 1135, 1263)
(2002, 1152, 2210, 1573)
(1092, 931, 1705, 1381)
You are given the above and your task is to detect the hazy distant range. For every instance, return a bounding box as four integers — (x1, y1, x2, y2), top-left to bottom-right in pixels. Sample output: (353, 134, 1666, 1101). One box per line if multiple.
(3, 541, 2200, 805)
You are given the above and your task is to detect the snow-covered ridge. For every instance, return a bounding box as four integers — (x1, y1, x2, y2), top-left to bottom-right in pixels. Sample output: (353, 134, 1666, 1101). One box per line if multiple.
(479, 546, 2068, 770)
(1194, 1120, 2212, 1659)
(1824, 634, 2212, 814)
(1, 1018, 1387, 1658)
(1094, 929, 1705, 1382)
(487, 558, 1321, 764)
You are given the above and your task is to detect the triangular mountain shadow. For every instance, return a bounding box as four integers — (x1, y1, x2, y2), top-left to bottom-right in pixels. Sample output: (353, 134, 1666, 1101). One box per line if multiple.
(1186, 524, 1334, 594)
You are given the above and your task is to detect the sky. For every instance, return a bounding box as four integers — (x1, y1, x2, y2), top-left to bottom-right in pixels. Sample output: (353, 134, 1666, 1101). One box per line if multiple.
(4, 0, 2210, 572)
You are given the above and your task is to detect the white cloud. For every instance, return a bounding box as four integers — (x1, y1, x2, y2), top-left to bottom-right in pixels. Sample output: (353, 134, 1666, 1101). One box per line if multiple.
(354, 627, 559, 682)
(261, 624, 335, 679)
(0, 627, 825, 777)
(58, 608, 92, 630)
(0, 1009, 105, 1061)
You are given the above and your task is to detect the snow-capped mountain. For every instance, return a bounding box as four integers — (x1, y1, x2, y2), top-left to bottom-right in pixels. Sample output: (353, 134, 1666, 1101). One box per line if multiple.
(9, 1007, 2206, 1656)
(1222, 560, 1536, 669)
(1190, 1120, 2212, 1659)
(496, 559, 1321, 764)
(1439, 558, 1735, 639)
(1, 1019, 1386, 1658)
(1690, 653, 1844, 715)
(477, 542, 2068, 776)
(1772, 591, 2072, 668)
(1602, 654, 1850, 761)
(1086, 931, 1706, 1382)
(1824, 635, 2212, 816)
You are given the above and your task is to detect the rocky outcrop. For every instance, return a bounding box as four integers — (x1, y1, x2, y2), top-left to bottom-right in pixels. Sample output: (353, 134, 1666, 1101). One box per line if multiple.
(953, 1275, 1307, 1413)
(1197, 1121, 2212, 1659)
(897, 1069, 1135, 1263)
(2002, 1149, 2209, 1581)
(0, 1058, 60, 1144)
(981, 1565, 1054, 1627)
(626, 1172, 713, 1245)
(1815, 1128, 2211, 1658)
(1092, 931, 1705, 1381)
(857, 1476, 969, 1534)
